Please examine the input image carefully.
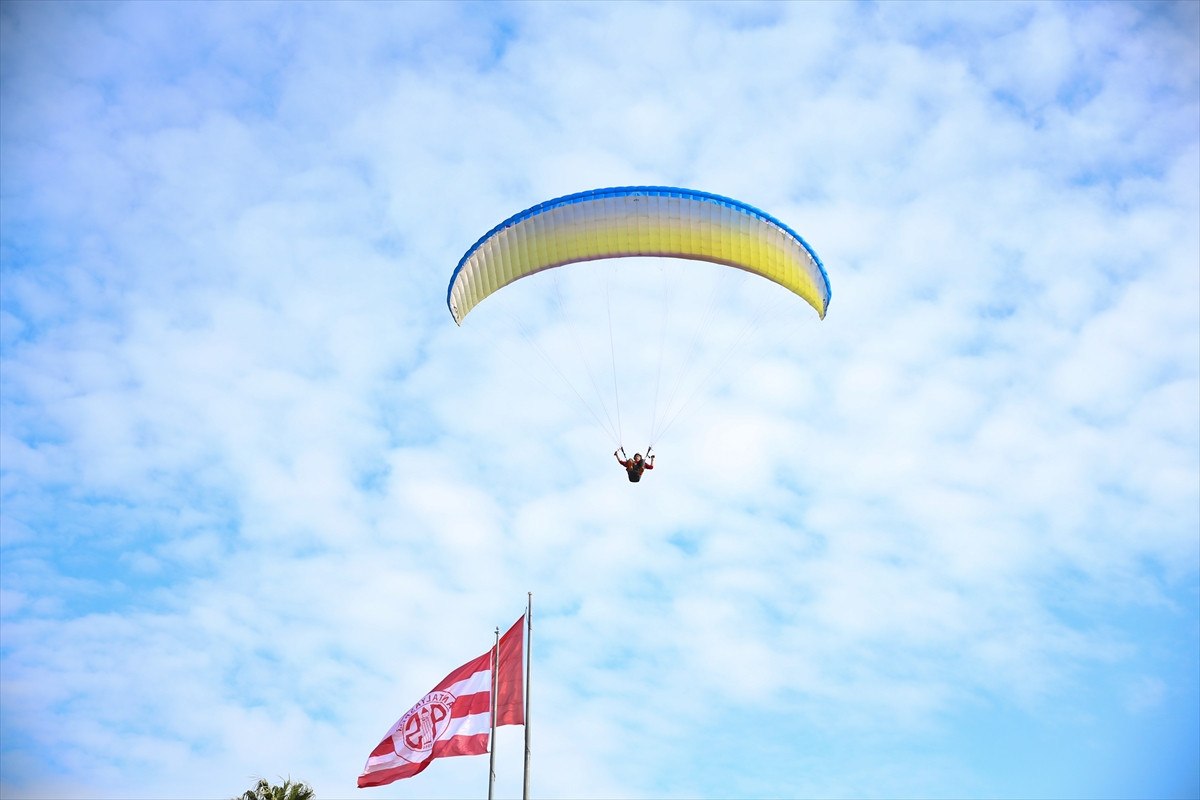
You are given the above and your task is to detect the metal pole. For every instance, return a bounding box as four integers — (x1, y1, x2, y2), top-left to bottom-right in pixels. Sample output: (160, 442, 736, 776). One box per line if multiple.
(523, 592, 532, 800)
(488, 625, 499, 800)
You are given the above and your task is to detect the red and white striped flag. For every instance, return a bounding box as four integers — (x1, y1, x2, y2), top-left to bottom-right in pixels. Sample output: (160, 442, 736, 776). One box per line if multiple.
(358, 615, 525, 788)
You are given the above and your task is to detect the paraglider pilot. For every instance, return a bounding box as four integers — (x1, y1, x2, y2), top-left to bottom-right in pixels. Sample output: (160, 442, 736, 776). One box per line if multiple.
(614, 447, 655, 483)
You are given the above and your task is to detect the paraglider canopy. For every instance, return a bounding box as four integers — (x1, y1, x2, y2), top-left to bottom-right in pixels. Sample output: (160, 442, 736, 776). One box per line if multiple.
(447, 186, 830, 325)
(446, 186, 831, 452)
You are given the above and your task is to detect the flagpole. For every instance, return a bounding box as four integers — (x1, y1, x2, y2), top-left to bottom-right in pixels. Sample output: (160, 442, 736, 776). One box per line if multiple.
(523, 591, 532, 800)
(488, 625, 499, 800)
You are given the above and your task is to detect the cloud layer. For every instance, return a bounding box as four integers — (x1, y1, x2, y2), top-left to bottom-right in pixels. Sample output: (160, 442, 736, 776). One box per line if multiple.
(2, 3, 1198, 799)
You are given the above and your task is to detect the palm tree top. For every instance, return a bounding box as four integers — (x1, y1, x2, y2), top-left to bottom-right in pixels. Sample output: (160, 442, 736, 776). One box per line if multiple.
(236, 777, 315, 800)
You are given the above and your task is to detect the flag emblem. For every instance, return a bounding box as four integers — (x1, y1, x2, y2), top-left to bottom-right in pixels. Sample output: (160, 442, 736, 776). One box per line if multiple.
(396, 691, 455, 756)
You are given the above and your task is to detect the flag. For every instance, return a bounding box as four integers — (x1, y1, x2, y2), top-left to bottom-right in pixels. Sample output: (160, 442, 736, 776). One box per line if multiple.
(494, 614, 524, 727)
(358, 615, 525, 788)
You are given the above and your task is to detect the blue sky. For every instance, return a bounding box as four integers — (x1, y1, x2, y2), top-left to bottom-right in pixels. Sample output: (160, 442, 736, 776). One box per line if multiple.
(1, 2, 1198, 799)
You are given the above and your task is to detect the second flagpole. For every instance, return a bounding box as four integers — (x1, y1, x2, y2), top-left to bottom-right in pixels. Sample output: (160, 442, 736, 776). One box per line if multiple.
(523, 591, 532, 800)
(487, 625, 499, 800)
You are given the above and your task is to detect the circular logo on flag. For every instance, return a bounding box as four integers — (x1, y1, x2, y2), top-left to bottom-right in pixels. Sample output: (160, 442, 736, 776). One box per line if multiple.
(393, 691, 456, 757)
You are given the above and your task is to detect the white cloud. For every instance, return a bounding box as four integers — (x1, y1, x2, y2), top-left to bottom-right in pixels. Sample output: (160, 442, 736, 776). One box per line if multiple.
(2, 3, 1197, 799)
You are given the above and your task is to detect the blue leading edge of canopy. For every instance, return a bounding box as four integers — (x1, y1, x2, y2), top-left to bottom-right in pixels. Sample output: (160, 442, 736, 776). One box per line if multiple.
(446, 186, 831, 318)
